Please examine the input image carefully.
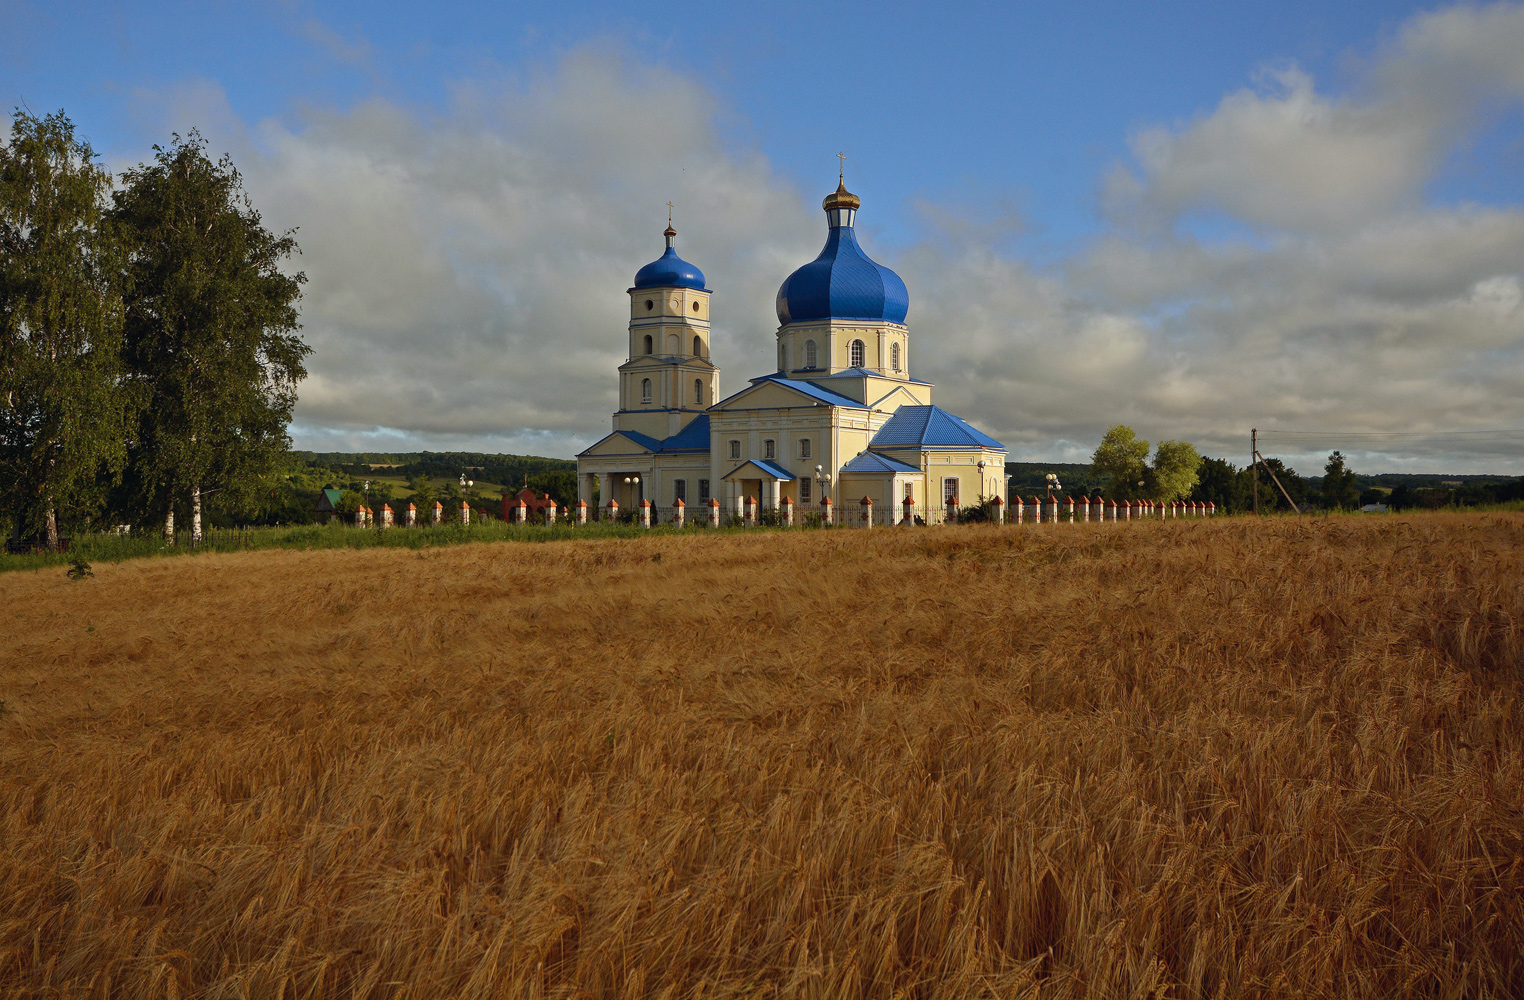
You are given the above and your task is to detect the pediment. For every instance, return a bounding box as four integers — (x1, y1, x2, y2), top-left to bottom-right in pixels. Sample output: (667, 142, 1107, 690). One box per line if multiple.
(578, 431, 655, 458)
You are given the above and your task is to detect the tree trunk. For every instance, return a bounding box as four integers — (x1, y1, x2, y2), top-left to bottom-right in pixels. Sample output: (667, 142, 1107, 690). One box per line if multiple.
(165, 508, 175, 546)
(191, 484, 203, 547)
(45, 504, 59, 553)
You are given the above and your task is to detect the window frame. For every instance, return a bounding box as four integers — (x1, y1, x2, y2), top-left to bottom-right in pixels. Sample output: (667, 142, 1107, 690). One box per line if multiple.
(800, 477, 812, 504)
(698, 478, 710, 503)
(643, 334, 653, 355)
(850, 339, 866, 368)
(804, 339, 817, 368)
(890, 342, 901, 372)
(729, 440, 741, 460)
(694, 378, 703, 405)
(673, 479, 686, 503)
(641, 378, 653, 404)
(693, 334, 702, 357)
(798, 438, 811, 459)
(943, 477, 959, 506)
(764, 439, 776, 460)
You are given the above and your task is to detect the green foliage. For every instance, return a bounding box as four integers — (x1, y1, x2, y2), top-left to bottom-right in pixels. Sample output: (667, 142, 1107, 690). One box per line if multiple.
(110, 130, 309, 529)
(0, 520, 655, 573)
(407, 476, 435, 514)
(527, 470, 579, 508)
(1322, 451, 1360, 510)
(1253, 457, 1307, 512)
(1192, 457, 1247, 512)
(0, 110, 134, 548)
(1149, 440, 1201, 501)
(66, 556, 93, 580)
(1090, 426, 1151, 495)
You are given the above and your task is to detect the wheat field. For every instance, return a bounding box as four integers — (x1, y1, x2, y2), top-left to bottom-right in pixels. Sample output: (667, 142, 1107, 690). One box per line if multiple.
(1, 514, 1520, 999)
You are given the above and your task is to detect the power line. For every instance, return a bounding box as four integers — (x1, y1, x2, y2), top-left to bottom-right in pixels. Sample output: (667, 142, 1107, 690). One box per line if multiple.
(1255, 428, 1524, 440)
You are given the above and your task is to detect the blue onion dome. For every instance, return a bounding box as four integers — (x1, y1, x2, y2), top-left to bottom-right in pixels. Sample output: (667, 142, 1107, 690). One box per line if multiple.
(775, 180, 908, 325)
(633, 223, 707, 290)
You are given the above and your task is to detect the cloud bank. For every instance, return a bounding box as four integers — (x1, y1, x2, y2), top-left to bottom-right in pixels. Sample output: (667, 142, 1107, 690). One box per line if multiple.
(134, 5, 1524, 472)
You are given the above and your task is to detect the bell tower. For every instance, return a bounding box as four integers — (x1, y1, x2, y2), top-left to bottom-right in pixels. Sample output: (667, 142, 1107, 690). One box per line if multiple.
(616, 220, 719, 441)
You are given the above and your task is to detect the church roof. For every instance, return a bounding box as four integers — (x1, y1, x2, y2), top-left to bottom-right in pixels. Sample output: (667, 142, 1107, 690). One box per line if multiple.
(839, 452, 922, 475)
(814, 367, 934, 385)
(723, 373, 867, 409)
(633, 226, 707, 290)
(775, 184, 908, 325)
(722, 458, 796, 481)
(869, 405, 1005, 450)
(578, 415, 711, 457)
(659, 414, 711, 451)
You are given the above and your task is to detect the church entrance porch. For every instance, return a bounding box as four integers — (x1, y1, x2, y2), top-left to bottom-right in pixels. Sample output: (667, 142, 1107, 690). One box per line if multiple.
(722, 460, 796, 518)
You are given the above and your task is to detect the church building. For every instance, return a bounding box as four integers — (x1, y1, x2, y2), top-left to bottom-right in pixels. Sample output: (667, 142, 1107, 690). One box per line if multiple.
(577, 177, 1006, 523)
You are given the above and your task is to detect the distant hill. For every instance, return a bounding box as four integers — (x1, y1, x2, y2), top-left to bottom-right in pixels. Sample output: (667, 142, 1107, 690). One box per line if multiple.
(1004, 462, 1095, 494)
(294, 451, 576, 488)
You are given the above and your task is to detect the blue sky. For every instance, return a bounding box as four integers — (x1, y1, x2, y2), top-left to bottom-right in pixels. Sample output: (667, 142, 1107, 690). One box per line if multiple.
(6, 2, 1524, 471)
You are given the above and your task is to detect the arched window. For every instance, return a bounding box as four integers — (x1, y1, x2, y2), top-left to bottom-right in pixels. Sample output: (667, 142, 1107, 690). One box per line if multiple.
(693, 335, 702, 357)
(694, 378, 703, 405)
(805, 340, 817, 368)
(643, 334, 653, 355)
(641, 378, 652, 404)
(890, 342, 901, 372)
(850, 339, 865, 368)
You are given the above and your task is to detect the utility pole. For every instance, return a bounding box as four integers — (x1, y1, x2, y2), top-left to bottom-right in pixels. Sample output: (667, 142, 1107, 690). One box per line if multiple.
(1252, 428, 1259, 517)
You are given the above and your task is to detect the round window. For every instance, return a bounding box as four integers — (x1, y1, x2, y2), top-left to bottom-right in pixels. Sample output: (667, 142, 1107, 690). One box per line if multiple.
(692, 301, 700, 312)
(645, 300, 653, 310)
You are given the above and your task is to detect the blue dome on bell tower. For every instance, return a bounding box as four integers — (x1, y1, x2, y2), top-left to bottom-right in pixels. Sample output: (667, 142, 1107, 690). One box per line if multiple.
(775, 180, 908, 325)
(633, 223, 707, 291)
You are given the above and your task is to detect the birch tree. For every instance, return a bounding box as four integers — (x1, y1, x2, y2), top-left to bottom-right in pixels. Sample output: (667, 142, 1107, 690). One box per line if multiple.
(112, 132, 308, 544)
(0, 111, 130, 550)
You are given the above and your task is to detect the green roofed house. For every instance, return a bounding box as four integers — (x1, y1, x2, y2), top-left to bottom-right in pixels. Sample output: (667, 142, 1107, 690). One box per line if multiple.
(313, 488, 345, 523)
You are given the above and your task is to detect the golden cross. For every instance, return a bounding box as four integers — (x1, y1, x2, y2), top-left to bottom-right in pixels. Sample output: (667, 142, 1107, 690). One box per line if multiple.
(666, 201, 674, 225)
(837, 151, 846, 181)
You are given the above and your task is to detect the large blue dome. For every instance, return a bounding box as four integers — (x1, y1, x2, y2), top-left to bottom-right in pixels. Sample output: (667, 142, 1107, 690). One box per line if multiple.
(775, 182, 908, 325)
(633, 227, 707, 290)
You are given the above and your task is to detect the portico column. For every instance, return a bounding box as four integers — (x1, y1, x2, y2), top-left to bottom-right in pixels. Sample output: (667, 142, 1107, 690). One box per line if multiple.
(601, 475, 617, 514)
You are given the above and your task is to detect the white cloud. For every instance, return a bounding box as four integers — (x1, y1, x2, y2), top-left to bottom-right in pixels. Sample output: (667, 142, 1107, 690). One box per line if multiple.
(118, 7, 1524, 474)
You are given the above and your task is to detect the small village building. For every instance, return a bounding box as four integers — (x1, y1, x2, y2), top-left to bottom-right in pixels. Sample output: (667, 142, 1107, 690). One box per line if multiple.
(313, 488, 344, 523)
(577, 179, 1006, 522)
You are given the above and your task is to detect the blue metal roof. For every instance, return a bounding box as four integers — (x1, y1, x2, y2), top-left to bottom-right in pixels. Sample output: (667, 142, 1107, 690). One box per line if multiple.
(775, 205, 908, 325)
(633, 230, 707, 290)
(814, 367, 934, 386)
(612, 428, 664, 452)
(608, 414, 710, 454)
(659, 414, 710, 451)
(869, 405, 1005, 450)
(722, 458, 796, 481)
(724, 372, 866, 409)
(839, 452, 922, 475)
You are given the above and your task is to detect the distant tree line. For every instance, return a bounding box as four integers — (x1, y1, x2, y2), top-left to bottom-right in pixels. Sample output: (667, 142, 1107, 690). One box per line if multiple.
(1042, 427, 1524, 514)
(1, 110, 308, 549)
